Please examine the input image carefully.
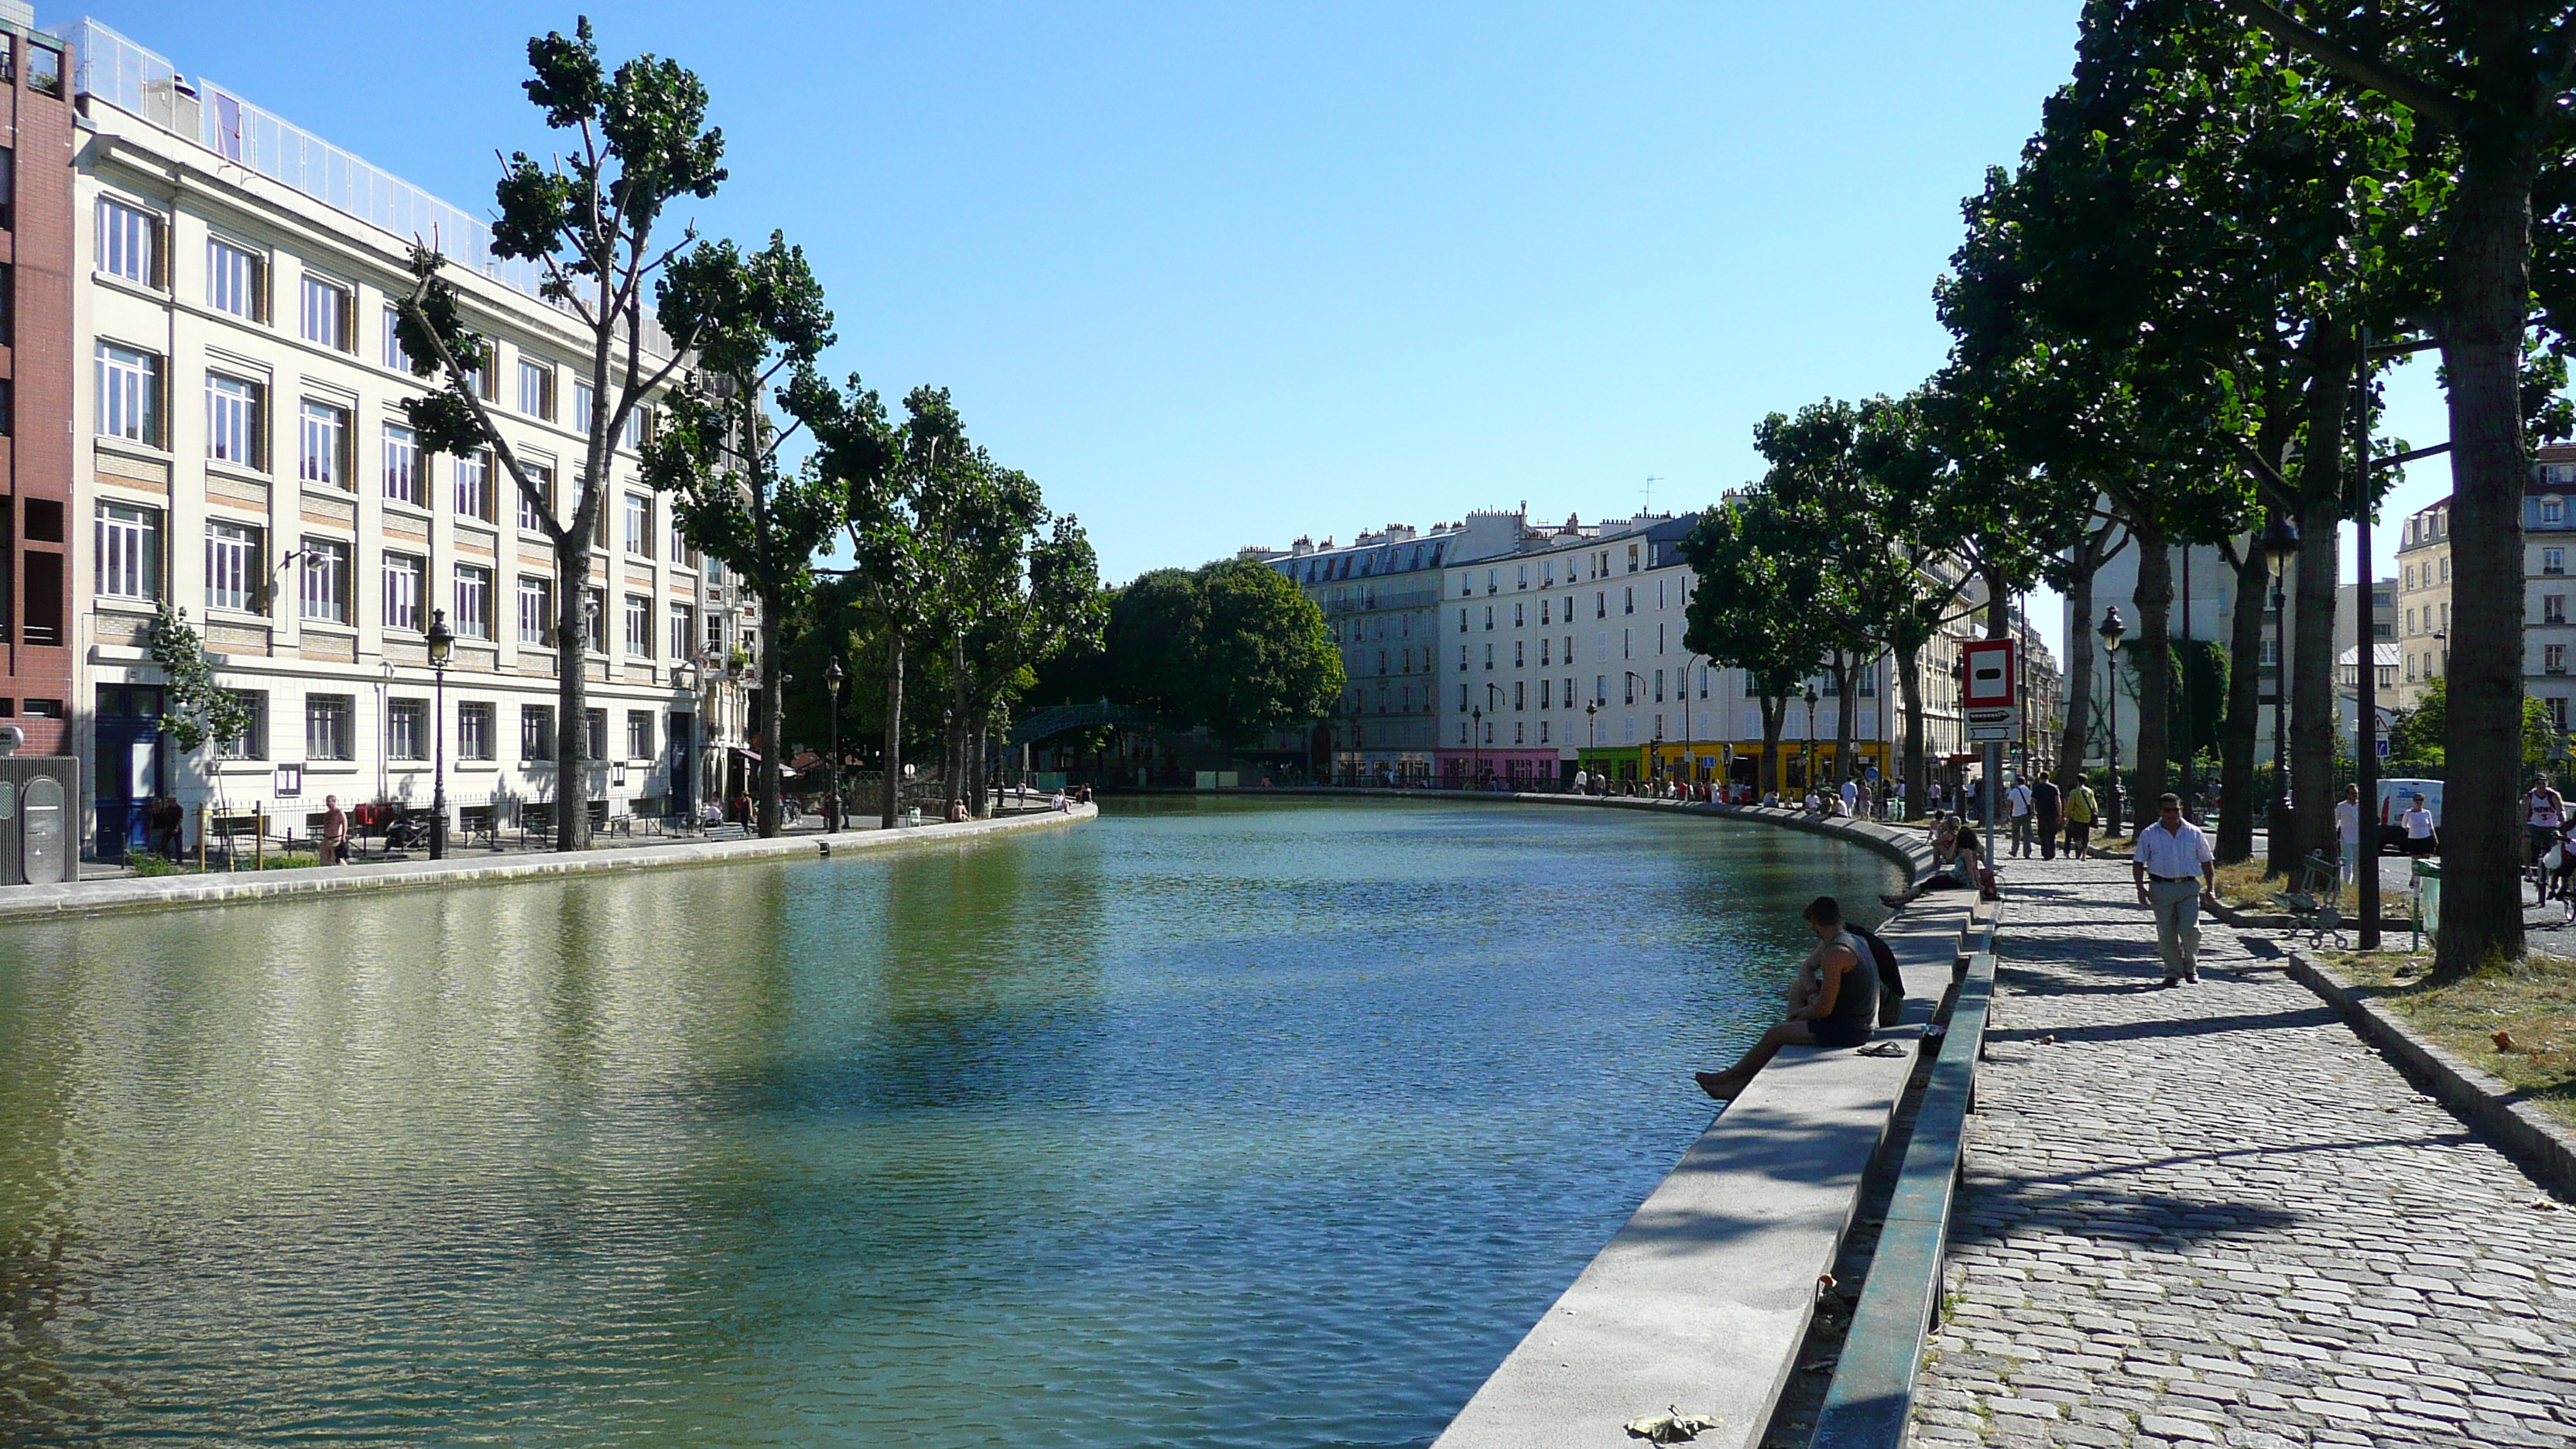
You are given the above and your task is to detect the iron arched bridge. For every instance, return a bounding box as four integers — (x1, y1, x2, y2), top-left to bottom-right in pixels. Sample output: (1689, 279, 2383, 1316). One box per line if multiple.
(1005, 700, 1163, 750)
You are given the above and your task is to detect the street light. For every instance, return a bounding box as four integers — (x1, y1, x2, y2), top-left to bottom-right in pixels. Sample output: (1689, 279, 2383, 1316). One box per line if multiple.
(426, 608, 454, 861)
(2098, 606, 2127, 827)
(824, 656, 845, 832)
(1485, 683, 1503, 790)
(2262, 516, 2301, 857)
(1469, 704, 1483, 790)
(1803, 683, 1820, 795)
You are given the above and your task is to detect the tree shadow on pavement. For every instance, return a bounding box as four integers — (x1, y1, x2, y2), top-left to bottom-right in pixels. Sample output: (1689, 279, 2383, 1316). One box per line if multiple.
(1983, 1003, 2343, 1046)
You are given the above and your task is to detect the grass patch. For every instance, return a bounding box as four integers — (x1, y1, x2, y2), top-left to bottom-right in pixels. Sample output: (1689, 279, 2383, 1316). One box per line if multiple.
(126, 855, 184, 877)
(2323, 947, 2576, 1131)
(258, 851, 321, 871)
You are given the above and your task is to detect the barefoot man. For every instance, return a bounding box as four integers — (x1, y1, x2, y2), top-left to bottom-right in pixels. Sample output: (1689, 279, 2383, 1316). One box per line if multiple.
(1694, 896, 1879, 1101)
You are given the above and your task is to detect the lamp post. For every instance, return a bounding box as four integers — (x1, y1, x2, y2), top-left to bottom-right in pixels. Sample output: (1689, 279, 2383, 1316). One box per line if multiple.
(824, 656, 845, 832)
(1802, 684, 1820, 795)
(1485, 683, 1503, 790)
(426, 609, 453, 861)
(2261, 516, 2302, 869)
(1470, 704, 1483, 789)
(1585, 698, 1599, 780)
(2097, 607, 2127, 829)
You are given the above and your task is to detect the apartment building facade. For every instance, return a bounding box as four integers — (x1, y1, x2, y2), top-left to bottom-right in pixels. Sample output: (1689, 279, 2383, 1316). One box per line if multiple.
(1266, 522, 1459, 783)
(0, 10, 75, 757)
(65, 19, 709, 856)
(2393, 496, 2453, 710)
(2390, 442, 2576, 731)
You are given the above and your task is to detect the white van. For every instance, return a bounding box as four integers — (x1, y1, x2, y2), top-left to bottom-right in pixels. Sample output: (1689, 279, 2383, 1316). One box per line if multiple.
(2376, 779, 2443, 854)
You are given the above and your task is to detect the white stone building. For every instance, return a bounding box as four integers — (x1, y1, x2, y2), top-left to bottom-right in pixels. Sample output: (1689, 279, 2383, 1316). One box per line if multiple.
(66, 19, 717, 855)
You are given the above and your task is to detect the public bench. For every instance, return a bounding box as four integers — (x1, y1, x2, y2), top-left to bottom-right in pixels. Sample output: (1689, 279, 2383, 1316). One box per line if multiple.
(1429, 896, 1985, 1449)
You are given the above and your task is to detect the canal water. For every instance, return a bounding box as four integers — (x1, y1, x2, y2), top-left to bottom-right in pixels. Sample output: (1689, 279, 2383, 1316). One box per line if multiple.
(0, 796, 1898, 1447)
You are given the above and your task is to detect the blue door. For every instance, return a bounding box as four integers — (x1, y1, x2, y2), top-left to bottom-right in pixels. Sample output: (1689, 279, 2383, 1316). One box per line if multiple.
(93, 685, 166, 862)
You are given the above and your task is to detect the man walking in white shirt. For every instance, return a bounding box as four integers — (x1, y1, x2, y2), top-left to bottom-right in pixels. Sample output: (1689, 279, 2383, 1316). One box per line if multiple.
(2132, 793, 2218, 985)
(2007, 777, 2034, 858)
(2334, 784, 2365, 890)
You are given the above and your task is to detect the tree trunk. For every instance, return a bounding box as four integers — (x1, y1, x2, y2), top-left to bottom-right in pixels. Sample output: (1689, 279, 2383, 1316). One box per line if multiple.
(755, 598, 784, 838)
(1898, 644, 1926, 820)
(1831, 651, 1859, 788)
(1759, 696, 1786, 799)
(2131, 526, 2174, 831)
(2290, 488, 2342, 879)
(2218, 542, 2267, 865)
(2434, 158, 2537, 973)
(2059, 559, 2095, 796)
(553, 538, 591, 851)
(881, 632, 904, 828)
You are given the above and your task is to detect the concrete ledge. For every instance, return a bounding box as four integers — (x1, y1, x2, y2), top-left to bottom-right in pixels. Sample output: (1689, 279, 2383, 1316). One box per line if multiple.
(1429, 899, 1979, 1449)
(0, 804, 1095, 922)
(2280, 945, 2576, 1198)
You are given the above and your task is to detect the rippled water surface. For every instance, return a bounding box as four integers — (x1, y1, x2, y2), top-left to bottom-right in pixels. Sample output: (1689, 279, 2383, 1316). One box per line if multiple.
(0, 796, 1897, 1447)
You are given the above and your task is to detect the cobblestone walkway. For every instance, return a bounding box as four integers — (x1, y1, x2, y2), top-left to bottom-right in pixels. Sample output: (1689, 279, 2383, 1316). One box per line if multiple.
(1910, 858, 2576, 1449)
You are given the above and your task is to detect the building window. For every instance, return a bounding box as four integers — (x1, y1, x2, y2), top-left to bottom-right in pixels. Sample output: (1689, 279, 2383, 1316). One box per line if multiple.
(587, 708, 609, 760)
(386, 699, 427, 761)
(2548, 497, 2567, 526)
(383, 423, 423, 506)
(299, 540, 350, 624)
(217, 690, 267, 760)
(299, 400, 350, 489)
(2554, 697, 2571, 732)
(466, 344, 496, 401)
(95, 502, 162, 601)
(518, 358, 555, 420)
(574, 382, 596, 436)
(457, 702, 495, 761)
(454, 449, 493, 521)
(207, 238, 263, 320)
(2551, 645, 2570, 676)
(521, 705, 557, 762)
(2550, 595, 2568, 625)
(300, 276, 352, 351)
(625, 710, 653, 761)
(382, 553, 424, 633)
(382, 305, 412, 371)
(96, 197, 161, 286)
(26, 43, 60, 98)
(624, 594, 652, 658)
(519, 464, 554, 533)
(454, 564, 492, 639)
(624, 494, 653, 557)
(204, 519, 262, 614)
(205, 374, 264, 467)
(306, 695, 354, 761)
(584, 587, 608, 654)
(97, 342, 163, 445)
(2547, 548, 2566, 577)
(518, 576, 555, 646)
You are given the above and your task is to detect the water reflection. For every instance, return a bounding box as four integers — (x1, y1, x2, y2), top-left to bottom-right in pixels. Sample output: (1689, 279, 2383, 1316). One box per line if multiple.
(0, 798, 1895, 1446)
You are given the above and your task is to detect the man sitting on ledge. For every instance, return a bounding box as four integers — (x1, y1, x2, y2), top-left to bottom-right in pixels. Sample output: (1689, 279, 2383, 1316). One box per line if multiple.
(1694, 895, 1879, 1101)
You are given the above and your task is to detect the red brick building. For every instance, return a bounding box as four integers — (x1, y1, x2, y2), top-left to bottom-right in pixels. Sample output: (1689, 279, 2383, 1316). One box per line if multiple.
(0, 17, 74, 755)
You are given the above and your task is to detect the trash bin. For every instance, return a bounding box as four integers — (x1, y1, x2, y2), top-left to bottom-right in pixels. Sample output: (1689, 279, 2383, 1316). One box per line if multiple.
(2410, 858, 2441, 951)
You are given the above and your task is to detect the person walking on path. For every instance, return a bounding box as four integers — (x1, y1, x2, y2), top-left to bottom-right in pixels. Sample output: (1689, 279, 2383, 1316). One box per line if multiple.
(2523, 775, 2564, 872)
(2007, 776, 2034, 858)
(2132, 793, 2217, 985)
(321, 795, 351, 866)
(2062, 776, 2098, 859)
(2335, 783, 2365, 889)
(2030, 776, 2061, 860)
(1693, 895, 1878, 1100)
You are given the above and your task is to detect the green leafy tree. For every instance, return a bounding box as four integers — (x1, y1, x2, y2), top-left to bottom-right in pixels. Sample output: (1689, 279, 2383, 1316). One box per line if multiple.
(2211, 0, 2576, 968)
(391, 19, 726, 850)
(1098, 561, 1339, 748)
(643, 232, 838, 838)
(146, 608, 253, 754)
(1681, 490, 1834, 799)
(2386, 677, 2559, 771)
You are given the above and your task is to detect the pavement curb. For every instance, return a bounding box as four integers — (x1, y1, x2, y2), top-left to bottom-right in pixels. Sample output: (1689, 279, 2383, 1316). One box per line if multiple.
(0, 804, 1096, 923)
(2278, 943, 2576, 1199)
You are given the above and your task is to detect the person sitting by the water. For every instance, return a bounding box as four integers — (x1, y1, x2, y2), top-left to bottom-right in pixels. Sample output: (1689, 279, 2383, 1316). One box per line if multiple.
(1879, 816, 1981, 909)
(946, 799, 969, 823)
(1050, 789, 1070, 812)
(1694, 895, 1879, 1101)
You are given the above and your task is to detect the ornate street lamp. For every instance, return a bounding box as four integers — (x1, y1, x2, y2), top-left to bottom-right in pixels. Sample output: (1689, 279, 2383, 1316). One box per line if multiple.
(1469, 704, 1483, 790)
(426, 608, 454, 861)
(2098, 606, 2127, 827)
(2262, 516, 2302, 856)
(1485, 683, 1503, 790)
(1803, 683, 1820, 793)
(824, 656, 845, 832)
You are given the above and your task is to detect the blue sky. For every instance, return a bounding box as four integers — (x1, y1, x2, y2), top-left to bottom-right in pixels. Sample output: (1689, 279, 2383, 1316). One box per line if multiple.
(76, 0, 2455, 656)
